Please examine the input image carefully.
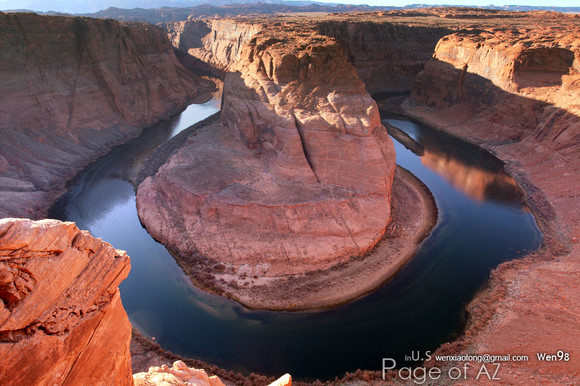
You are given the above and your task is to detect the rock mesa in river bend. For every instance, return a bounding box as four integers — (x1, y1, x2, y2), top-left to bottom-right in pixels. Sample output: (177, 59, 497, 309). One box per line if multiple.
(137, 21, 396, 288)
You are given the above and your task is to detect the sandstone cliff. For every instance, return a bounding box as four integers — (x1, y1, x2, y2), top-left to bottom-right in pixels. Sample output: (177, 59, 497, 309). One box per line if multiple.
(138, 19, 397, 308)
(165, 19, 262, 71)
(0, 13, 215, 219)
(409, 16, 579, 248)
(133, 360, 292, 386)
(0, 218, 132, 385)
(404, 13, 580, 383)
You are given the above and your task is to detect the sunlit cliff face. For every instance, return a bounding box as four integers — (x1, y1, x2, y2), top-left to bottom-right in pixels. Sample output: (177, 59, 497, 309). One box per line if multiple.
(420, 149, 523, 204)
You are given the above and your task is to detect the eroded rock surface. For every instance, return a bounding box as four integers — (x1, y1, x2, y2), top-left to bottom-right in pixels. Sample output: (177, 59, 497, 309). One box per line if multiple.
(138, 19, 397, 304)
(166, 19, 262, 71)
(405, 12, 580, 383)
(133, 360, 292, 386)
(0, 218, 132, 385)
(134, 361, 226, 386)
(317, 21, 449, 95)
(0, 12, 214, 219)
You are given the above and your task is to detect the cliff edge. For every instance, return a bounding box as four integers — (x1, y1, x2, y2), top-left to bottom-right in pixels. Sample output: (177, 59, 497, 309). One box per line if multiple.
(0, 13, 215, 219)
(136, 18, 419, 309)
(0, 218, 132, 385)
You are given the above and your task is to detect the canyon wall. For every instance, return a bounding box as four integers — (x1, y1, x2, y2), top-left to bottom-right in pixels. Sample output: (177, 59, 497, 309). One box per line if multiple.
(165, 19, 262, 72)
(138, 18, 396, 305)
(167, 17, 449, 95)
(317, 21, 449, 95)
(409, 21, 579, 245)
(406, 15, 580, 383)
(0, 12, 214, 219)
(134, 361, 225, 386)
(0, 218, 132, 385)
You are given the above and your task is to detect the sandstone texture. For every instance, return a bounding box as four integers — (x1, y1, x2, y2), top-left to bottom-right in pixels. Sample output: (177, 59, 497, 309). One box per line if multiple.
(138, 18, 401, 308)
(402, 11, 580, 383)
(134, 360, 292, 386)
(0, 12, 214, 219)
(130, 328, 281, 385)
(0, 218, 132, 385)
(212, 167, 435, 310)
(134, 361, 226, 386)
(317, 21, 449, 95)
(165, 19, 262, 71)
(134, 361, 292, 386)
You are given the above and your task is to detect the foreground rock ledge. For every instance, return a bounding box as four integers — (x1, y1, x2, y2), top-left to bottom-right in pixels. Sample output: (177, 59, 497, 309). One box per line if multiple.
(0, 218, 132, 385)
(134, 361, 292, 386)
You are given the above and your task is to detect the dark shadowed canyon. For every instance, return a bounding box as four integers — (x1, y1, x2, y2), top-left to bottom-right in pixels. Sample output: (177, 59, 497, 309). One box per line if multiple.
(0, 6, 578, 386)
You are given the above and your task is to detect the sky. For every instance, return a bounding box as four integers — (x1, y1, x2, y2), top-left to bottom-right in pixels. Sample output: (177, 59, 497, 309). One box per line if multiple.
(1, 0, 579, 11)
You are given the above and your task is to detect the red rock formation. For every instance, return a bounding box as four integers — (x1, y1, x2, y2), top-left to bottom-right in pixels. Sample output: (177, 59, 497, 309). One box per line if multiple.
(165, 19, 262, 71)
(134, 361, 225, 386)
(0, 12, 215, 219)
(0, 218, 132, 385)
(137, 19, 396, 304)
(406, 14, 580, 383)
(316, 21, 449, 95)
(133, 361, 292, 386)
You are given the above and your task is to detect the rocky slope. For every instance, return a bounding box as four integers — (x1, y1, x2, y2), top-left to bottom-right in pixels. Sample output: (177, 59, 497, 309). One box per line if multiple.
(0, 12, 214, 219)
(0, 218, 132, 385)
(316, 21, 449, 95)
(143, 9, 580, 382)
(408, 14, 579, 251)
(137, 18, 410, 309)
(165, 19, 262, 71)
(404, 12, 580, 383)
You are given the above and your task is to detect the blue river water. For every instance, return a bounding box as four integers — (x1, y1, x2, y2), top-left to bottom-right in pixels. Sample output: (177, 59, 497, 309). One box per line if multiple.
(50, 101, 541, 380)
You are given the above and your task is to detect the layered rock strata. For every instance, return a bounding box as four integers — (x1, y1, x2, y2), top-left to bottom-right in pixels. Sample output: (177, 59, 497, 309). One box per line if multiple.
(134, 361, 226, 386)
(317, 21, 449, 95)
(0, 218, 132, 385)
(138, 20, 402, 308)
(165, 19, 262, 71)
(405, 14, 580, 383)
(0, 12, 214, 219)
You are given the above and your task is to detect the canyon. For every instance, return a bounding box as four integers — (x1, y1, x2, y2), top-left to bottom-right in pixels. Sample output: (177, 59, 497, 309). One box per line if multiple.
(0, 6, 578, 385)
(0, 12, 214, 219)
(137, 14, 444, 310)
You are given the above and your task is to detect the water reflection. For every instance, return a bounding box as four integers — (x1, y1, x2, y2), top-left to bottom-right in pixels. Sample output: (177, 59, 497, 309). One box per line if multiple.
(51, 99, 220, 221)
(49, 102, 541, 380)
(385, 119, 524, 206)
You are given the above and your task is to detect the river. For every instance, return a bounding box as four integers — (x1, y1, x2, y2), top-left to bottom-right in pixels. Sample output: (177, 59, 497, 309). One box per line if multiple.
(49, 100, 542, 380)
